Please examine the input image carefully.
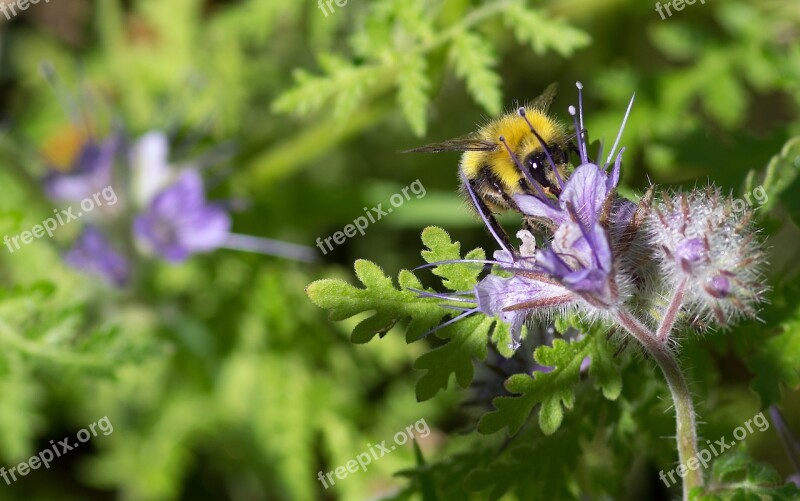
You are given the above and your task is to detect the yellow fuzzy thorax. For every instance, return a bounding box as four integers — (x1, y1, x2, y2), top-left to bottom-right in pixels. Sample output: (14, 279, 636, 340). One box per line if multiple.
(460, 107, 566, 194)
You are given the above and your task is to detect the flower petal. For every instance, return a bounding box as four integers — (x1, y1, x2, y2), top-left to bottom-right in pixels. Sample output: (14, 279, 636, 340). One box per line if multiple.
(559, 163, 608, 227)
(514, 194, 565, 224)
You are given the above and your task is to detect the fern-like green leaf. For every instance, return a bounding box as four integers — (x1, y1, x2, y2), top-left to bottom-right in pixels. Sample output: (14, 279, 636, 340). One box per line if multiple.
(479, 331, 620, 436)
(413, 314, 494, 401)
(450, 32, 503, 116)
(398, 54, 431, 137)
(504, 4, 591, 57)
(306, 260, 446, 344)
(420, 226, 485, 292)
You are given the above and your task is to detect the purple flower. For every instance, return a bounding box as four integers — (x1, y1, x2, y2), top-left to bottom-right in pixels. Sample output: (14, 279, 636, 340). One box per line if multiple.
(43, 135, 119, 202)
(474, 244, 576, 348)
(133, 170, 231, 263)
(63, 227, 129, 286)
(529, 164, 617, 301)
(475, 162, 622, 328)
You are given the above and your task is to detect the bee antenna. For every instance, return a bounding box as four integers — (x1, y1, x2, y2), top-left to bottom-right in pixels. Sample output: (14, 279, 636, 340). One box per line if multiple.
(517, 107, 564, 190)
(568, 105, 588, 165)
(498, 135, 550, 203)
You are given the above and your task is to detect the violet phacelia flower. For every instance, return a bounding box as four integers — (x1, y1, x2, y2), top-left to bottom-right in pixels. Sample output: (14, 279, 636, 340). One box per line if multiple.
(133, 169, 231, 263)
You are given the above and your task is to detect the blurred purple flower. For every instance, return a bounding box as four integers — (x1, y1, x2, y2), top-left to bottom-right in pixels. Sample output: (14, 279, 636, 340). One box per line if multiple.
(63, 227, 129, 286)
(133, 170, 231, 263)
(43, 135, 119, 202)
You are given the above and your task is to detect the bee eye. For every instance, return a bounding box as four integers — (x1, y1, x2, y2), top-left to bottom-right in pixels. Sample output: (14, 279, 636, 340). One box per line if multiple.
(522, 151, 552, 185)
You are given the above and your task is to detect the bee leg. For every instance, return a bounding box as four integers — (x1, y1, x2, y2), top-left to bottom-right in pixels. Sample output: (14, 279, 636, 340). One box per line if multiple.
(467, 179, 516, 256)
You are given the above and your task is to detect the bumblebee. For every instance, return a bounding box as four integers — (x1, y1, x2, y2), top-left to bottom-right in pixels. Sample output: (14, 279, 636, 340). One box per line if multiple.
(405, 84, 572, 245)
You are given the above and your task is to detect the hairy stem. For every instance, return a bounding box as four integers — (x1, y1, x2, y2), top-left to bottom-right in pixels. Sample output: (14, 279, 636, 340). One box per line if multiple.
(613, 309, 702, 499)
(657, 277, 688, 341)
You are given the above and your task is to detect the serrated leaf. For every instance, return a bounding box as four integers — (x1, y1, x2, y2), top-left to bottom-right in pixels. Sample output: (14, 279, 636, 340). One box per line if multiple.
(397, 54, 431, 137)
(307, 227, 492, 345)
(306, 260, 447, 343)
(414, 314, 494, 401)
(504, 4, 590, 57)
(479, 332, 621, 436)
(273, 60, 380, 119)
(420, 226, 485, 292)
(450, 32, 502, 116)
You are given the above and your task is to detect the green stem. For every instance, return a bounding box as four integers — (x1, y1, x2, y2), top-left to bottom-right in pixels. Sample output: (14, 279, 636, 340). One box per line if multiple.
(613, 309, 702, 500)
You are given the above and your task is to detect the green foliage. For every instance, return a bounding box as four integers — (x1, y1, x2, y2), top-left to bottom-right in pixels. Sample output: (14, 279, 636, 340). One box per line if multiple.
(450, 32, 503, 116)
(308, 226, 505, 401)
(307, 260, 444, 344)
(743, 136, 800, 217)
(414, 314, 493, 401)
(274, 0, 591, 134)
(503, 3, 590, 57)
(479, 327, 621, 436)
(692, 449, 800, 500)
(748, 306, 800, 408)
(309, 228, 622, 437)
(398, 54, 432, 137)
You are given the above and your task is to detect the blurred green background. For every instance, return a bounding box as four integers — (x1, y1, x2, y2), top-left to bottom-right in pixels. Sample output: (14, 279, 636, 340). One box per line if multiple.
(0, 0, 798, 500)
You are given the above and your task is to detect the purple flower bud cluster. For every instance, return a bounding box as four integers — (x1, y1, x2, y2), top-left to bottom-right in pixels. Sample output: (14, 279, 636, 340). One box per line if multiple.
(647, 187, 766, 326)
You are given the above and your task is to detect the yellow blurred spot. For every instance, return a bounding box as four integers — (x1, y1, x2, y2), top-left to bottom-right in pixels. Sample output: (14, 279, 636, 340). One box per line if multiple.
(41, 125, 88, 171)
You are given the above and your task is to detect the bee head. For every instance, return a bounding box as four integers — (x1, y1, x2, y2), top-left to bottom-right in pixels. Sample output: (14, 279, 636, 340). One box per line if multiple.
(513, 107, 570, 196)
(521, 145, 568, 196)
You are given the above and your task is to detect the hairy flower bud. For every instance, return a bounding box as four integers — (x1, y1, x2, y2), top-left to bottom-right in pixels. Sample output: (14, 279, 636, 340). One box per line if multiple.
(646, 187, 767, 325)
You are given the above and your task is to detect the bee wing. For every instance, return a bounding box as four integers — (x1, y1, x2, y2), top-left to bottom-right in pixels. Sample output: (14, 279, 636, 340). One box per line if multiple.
(530, 82, 559, 112)
(402, 134, 497, 153)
